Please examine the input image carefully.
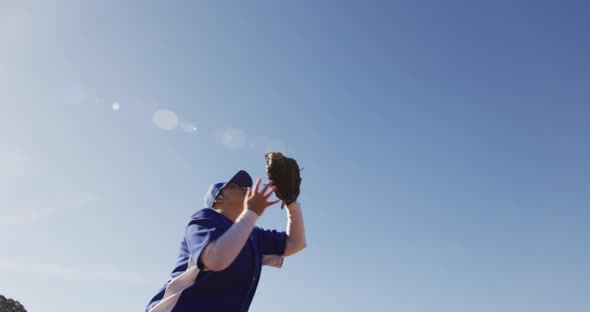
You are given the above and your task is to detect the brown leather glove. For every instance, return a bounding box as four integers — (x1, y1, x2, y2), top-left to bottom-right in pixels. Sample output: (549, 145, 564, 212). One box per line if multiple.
(264, 152, 302, 208)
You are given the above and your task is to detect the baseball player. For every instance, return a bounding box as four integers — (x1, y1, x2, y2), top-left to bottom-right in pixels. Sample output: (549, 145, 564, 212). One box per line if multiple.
(145, 170, 307, 312)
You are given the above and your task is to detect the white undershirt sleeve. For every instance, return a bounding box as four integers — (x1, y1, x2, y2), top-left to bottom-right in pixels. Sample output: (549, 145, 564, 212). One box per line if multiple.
(284, 202, 307, 256)
(200, 209, 259, 271)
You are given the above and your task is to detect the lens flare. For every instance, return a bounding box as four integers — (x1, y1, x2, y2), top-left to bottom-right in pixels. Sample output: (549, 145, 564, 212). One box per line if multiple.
(153, 109, 179, 130)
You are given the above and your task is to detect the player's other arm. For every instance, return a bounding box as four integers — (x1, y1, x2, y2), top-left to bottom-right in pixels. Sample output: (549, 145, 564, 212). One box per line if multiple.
(283, 201, 307, 257)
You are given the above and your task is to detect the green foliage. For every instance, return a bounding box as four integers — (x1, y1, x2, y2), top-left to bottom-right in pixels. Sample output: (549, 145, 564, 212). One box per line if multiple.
(0, 294, 27, 312)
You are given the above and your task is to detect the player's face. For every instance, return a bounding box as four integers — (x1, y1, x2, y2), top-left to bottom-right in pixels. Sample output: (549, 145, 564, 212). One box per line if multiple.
(220, 182, 247, 206)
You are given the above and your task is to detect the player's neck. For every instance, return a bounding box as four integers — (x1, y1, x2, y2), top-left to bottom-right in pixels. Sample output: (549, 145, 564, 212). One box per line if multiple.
(213, 205, 242, 222)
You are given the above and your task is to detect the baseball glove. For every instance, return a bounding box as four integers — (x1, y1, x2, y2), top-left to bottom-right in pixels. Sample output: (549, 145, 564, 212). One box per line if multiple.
(265, 152, 301, 208)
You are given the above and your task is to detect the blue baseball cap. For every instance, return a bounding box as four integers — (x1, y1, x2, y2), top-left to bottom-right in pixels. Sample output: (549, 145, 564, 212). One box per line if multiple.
(203, 170, 253, 208)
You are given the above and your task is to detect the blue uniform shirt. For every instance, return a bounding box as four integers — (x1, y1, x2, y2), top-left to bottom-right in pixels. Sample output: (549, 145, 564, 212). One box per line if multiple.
(146, 208, 287, 312)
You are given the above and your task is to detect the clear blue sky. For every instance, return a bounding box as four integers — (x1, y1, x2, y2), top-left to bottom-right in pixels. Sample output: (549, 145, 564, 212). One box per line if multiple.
(1, 1, 589, 311)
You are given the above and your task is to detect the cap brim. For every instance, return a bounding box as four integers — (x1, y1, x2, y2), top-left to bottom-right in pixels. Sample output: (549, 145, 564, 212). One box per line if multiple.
(228, 170, 253, 188)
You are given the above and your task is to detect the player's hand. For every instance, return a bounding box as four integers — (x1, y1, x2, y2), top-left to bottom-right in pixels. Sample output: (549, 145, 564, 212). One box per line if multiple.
(244, 178, 281, 216)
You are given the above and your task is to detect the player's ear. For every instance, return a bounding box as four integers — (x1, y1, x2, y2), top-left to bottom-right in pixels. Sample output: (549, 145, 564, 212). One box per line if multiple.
(214, 195, 223, 206)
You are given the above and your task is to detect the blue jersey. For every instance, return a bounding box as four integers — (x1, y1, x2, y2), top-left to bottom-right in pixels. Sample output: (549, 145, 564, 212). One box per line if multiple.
(146, 208, 287, 312)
